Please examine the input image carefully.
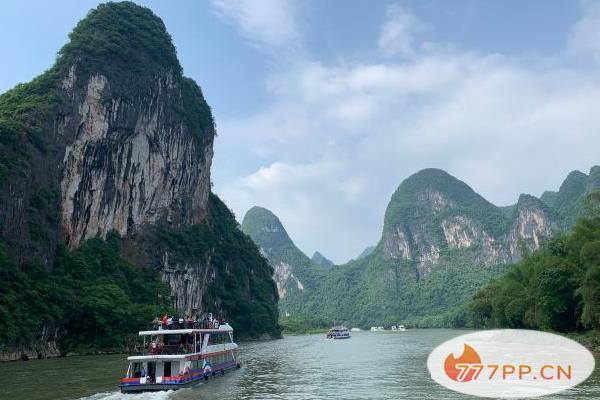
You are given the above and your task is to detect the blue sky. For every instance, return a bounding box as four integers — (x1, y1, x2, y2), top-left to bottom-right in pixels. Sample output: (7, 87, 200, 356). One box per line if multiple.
(1, 1, 600, 262)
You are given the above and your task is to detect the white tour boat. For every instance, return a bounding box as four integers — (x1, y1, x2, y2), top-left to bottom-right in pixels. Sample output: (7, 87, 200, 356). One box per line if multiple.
(120, 315, 240, 392)
(326, 326, 350, 339)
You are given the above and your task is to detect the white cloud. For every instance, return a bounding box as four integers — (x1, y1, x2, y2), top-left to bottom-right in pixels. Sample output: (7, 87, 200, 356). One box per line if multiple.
(212, 2, 600, 263)
(378, 4, 423, 56)
(210, 0, 301, 51)
(567, 0, 600, 62)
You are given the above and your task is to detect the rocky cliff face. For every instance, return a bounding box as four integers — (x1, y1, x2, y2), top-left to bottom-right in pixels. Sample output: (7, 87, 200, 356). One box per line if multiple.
(0, 2, 215, 264)
(506, 195, 558, 262)
(379, 169, 567, 277)
(60, 70, 212, 248)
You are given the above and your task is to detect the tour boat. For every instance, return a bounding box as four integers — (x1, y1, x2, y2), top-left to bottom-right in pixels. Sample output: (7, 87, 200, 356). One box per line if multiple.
(326, 326, 350, 339)
(120, 315, 240, 393)
(370, 326, 384, 332)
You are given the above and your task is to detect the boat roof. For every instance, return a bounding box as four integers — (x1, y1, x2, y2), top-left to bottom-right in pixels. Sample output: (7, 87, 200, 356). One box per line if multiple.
(139, 324, 233, 336)
(128, 354, 190, 361)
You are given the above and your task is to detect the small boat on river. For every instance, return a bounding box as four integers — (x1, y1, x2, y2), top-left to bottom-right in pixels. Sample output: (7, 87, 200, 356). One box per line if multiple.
(120, 314, 240, 393)
(326, 326, 350, 339)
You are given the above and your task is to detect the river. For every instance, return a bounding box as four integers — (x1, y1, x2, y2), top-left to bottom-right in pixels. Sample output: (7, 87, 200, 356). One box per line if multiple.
(1, 329, 598, 400)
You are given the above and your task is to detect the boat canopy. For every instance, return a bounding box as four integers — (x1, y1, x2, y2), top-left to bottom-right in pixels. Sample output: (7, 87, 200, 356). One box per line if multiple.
(139, 323, 233, 336)
(127, 354, 189, 361)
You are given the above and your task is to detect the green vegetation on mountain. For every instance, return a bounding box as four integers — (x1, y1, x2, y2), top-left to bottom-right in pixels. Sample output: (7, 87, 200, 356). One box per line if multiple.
(139, 196, 280, 339)
(312, 251, 334, 268)
(0, 233, 171, 354)
(58, 2, 181, 77)
(355, 246, 375, 260)
(241, 207, 327, 317)
(463, 193, 600, 333)
(0, 195, 280, 355)
(308, 248, 510, 328)
(246, 167, 600, 333)
(541, 170, 588, 228)
(383, 169, 510, 239)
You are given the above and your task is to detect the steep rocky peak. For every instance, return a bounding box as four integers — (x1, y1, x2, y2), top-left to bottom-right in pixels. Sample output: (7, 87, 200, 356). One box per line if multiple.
(587, 166, 600, 192)
(311, 251, 334, 268)
(28, 2, 214, 249)
(382, 168, 507, 237)
(241, 206, 294, 250)
(58, 2, 181, 84)
(559, 170, 588, 194)
(515, 193, 548, 210)
(541, 170, 587, 207)
(356, 245, 375, 260)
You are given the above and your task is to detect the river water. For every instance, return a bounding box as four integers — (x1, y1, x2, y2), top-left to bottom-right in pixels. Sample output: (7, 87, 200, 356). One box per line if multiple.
(1, 329, 598, 400)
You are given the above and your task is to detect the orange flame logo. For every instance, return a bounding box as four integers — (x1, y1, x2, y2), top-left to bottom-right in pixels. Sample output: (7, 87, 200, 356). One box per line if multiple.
(444, 343, 482, 382)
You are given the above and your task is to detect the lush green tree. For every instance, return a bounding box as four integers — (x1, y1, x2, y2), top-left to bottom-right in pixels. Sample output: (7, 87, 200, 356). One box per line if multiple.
(579, 265, 600, 329)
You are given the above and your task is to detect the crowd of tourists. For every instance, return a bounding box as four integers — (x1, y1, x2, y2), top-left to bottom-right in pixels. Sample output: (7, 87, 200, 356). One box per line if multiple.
(151, 312, 221, 330)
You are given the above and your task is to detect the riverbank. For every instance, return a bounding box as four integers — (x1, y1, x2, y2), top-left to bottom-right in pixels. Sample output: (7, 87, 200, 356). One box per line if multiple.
(567, 330, 600, 354)
(1, 332, 281, 363)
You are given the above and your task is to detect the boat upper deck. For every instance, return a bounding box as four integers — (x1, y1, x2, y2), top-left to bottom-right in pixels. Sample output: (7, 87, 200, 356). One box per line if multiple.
(139, 324, 233, 336)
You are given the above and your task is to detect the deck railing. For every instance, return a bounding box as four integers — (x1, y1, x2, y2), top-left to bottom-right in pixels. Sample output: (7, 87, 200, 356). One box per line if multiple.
(132, 344, 197, 356)
(146, 320, 220, 331)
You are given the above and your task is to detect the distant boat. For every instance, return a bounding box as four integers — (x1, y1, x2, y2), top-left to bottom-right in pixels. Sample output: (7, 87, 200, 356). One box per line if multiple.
(391, 325, 397, 331)
(398, 325, 406, 332)
(370, 326, 384, 332)
(350, 327, 362, 332)
(326, 326, 350, 339)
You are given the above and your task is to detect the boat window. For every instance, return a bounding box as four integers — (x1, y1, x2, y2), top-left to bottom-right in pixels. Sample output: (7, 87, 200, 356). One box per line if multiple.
(164, 334, 181, 345)
(164, 361, 171, 377)
(130, 362, 143, 378)
(208, 332, 227, 345)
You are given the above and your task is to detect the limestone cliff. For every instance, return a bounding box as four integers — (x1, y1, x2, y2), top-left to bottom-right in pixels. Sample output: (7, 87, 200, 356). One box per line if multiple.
(380, 169, 512, 278)
(0, 2, 280, 359)
(379, 169, 567, 277)
(60, 70, 212, 248)
(506, 194, 558, 262)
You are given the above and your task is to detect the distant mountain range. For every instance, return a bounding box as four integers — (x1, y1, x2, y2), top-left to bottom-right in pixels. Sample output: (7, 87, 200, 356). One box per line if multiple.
(242, 166, 600, 327)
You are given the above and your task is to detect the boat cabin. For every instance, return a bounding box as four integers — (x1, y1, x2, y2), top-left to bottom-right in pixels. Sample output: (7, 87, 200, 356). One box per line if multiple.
(121, 324, 238, 389)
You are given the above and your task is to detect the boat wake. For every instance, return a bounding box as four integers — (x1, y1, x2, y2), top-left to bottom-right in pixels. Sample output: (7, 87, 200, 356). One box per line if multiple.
(79, 391, 173, 400)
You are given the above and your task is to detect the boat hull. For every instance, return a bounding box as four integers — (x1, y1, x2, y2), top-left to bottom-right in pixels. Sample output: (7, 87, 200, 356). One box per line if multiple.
(120, 362, 240, 393)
